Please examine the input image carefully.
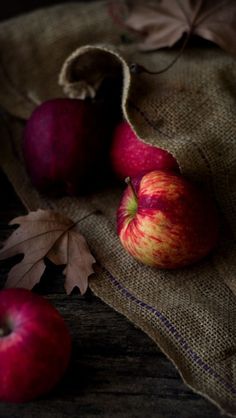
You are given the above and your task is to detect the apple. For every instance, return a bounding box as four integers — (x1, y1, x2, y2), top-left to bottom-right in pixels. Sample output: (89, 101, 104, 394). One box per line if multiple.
(23, 98, 113, 196)
(110, 121, 179, 180)
(0, 288, 71, 403)
(117, 170, 219, 268)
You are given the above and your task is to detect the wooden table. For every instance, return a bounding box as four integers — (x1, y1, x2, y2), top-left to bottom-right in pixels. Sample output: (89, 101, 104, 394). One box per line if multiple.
(0, 172, 226, 418)
(0, 2, 227, 417)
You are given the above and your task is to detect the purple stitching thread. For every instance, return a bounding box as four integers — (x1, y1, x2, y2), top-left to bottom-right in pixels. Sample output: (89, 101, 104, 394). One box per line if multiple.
(101, 266, 236, 396)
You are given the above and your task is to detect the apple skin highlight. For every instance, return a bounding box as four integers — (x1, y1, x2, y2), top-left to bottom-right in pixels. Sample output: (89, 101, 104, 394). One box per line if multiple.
(0, 288, 71, 403)
(117, 171, 219, 269)
(110, 121, 179, 180)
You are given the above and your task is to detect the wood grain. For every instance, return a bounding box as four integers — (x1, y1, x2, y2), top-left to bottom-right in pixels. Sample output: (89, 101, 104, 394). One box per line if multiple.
(0, 3, 227, 416)
(0, 169, 225, 417)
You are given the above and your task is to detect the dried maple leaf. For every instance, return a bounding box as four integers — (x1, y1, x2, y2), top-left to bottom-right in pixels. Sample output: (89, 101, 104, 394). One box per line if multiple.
(0, 209, 96, 295)
(121, 0, 236, 54)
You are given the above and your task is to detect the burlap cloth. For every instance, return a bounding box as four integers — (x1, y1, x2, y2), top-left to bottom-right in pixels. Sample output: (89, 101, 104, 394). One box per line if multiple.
(0, 1, 236, 415)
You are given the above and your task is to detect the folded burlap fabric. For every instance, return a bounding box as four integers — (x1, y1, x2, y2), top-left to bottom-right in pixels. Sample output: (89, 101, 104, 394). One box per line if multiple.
(0, 2, 236, 415)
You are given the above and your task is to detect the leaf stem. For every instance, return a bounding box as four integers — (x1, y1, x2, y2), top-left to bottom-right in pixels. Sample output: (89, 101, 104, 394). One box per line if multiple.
(72, 209, 102, 227)
(130, 31, 191, 76)
(43, 210, 101, 258)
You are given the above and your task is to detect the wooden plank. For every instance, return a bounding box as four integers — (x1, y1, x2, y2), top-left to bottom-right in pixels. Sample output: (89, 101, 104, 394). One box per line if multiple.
(0, 169, 225, 417)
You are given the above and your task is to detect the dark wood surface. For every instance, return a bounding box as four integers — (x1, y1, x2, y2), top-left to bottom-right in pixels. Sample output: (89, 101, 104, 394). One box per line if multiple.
(0, 2, 227, 417)
(0, 173, 226, 418)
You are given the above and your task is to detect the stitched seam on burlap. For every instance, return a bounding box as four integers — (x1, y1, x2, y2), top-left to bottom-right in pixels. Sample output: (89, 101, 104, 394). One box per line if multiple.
(101, 266, 236, 397)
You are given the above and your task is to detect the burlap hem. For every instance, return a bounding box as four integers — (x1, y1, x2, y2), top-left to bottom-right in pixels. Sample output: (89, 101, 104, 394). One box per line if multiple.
(90, 277, 236, 418)
(0, 3, 236, 415)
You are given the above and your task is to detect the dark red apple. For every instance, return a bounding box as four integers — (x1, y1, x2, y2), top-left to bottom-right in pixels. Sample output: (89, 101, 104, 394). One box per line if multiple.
(110, 121, 179, 180)
(0, 288, 71, 403)
(23, 98, 112, 196)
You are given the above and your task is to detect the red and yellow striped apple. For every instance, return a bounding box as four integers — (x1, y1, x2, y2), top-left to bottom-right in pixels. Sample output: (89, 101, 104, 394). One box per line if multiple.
(117, 171, 219, 268)
(110, 121, 179, 180)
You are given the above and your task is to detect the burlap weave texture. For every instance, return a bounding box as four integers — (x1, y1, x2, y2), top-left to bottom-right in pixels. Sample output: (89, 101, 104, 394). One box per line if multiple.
(0, 2, 235, 415)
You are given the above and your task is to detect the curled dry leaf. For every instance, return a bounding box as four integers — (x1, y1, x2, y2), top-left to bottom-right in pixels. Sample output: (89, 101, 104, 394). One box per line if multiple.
(0, 209, 96, 295)
(121, 0, 236, 54)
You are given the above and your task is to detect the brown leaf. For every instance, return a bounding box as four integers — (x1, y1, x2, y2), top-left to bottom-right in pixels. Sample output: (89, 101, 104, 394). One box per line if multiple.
(0, 209, 96, 295)
(122, 0, 236, 54)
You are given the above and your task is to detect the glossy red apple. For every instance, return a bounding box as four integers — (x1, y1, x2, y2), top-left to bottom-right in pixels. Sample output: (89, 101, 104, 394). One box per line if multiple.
(110, 121, 179, 180)
(0, 288, 71, 403)
(23, 98, 112, 196)
(117, 170, 219, 268)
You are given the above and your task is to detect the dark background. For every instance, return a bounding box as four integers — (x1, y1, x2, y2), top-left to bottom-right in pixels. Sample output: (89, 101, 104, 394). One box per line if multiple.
(0, 2, 226, 418)
(0, 0, 100, 21)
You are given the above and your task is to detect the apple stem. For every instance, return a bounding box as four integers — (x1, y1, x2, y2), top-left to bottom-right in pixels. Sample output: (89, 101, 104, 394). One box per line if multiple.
(0, 323, 11, 337)
(125, 177, 138, 200)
